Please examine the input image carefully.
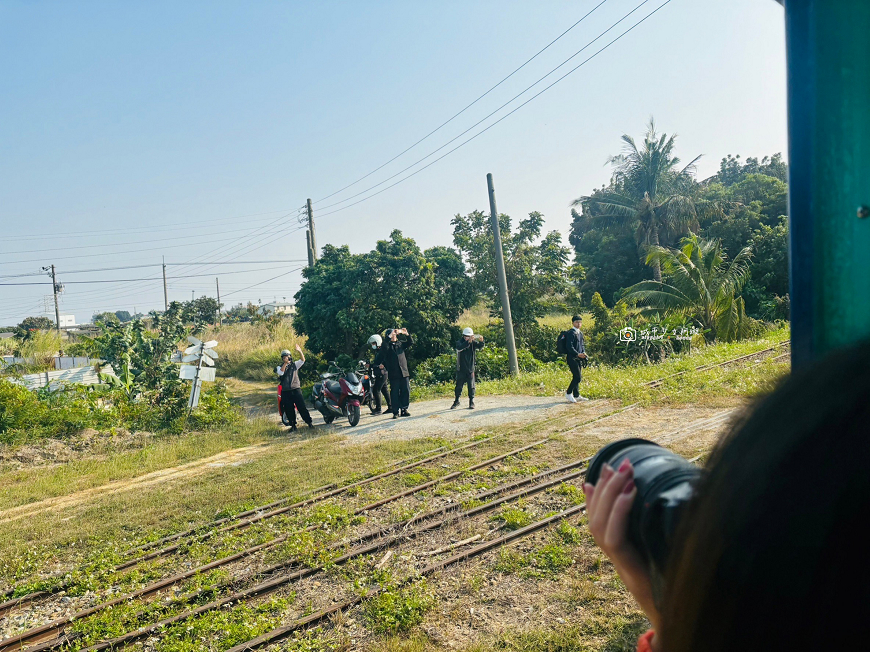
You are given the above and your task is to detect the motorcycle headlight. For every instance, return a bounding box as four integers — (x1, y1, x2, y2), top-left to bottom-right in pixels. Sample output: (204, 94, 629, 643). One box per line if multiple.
(349, 383, 362, 395)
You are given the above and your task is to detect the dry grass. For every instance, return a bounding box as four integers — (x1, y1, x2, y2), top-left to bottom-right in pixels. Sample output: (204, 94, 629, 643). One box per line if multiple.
(0, 331, 63, 372)
(203, 321, 306, 381)
(456, 303, 593, 332)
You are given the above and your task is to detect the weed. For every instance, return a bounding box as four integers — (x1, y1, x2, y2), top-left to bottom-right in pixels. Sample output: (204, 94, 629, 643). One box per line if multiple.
(556, 521, 582, 545)
(529, 543, 573, 577)
(491, 507, 534, 531)
(554, 482, 585, 506)
(492, 548, 528, 574)
(155, 597, 289, 652)
(308, 503, 366, 531)
(364, 579, 433, 634)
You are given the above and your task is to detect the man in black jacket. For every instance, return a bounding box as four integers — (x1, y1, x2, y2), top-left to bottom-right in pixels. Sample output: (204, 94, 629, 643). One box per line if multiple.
(451, 327, 484, 410)
(366, 334, 390, 415)
(277, 343, 314, 431)
(565, 315, 589, 403)
(375, 328, 413, 419)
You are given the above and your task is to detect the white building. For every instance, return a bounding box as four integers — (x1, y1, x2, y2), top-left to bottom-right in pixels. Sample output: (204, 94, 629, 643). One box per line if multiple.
(258, 302, 295, 316)
(59, 315, 76, 328)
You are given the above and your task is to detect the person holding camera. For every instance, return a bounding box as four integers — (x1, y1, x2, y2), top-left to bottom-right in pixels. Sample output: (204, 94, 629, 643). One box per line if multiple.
(451, 327, 484, 410)
(583, 339, 870, 652)
(366, 333, 390, 415)
(565, 314, 589, 403)
(374, 327, 413, 419)
(276, 343, 313, 432)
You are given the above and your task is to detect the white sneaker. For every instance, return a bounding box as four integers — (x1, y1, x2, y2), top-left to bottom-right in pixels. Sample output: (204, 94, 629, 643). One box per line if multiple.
(565, 393, 577, 403)
(576, 395, 590, 401)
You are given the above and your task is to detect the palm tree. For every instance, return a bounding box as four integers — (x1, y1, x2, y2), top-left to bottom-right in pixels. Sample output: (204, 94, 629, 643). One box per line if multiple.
(573, 120, 701, 281)
(621, 234, 755, 342)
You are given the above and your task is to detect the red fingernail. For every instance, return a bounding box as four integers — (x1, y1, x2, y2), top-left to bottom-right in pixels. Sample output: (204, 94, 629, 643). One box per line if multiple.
(618, 458, 631, 473)
(622, 480, 635, 494)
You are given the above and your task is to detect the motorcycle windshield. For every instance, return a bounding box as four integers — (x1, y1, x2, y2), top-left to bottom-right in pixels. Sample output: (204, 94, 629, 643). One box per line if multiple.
(345, 372, 360, 384)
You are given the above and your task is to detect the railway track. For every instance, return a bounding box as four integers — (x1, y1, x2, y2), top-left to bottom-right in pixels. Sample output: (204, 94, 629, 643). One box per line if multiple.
(0, 411, 581, 617)
(643, 340, 790, 388)
(0, 405, 636, 651)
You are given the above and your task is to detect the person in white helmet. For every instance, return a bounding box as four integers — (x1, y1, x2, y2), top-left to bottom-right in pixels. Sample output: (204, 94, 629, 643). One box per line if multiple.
(451, 327, 484, 410)
(366, 334, 390, 415)
(276, 343, 314, 431)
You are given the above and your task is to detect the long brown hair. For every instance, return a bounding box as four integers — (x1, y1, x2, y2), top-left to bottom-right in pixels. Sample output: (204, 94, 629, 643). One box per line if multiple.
(660, 340, 870, 651)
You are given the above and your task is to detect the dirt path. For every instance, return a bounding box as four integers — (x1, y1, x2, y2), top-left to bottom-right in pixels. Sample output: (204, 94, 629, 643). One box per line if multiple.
(0, 443, 271, 524)
(0, 394, 744, 526)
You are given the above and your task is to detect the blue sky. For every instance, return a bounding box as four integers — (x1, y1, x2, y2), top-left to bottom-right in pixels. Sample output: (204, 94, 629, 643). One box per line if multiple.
(0, 0, 787, 326)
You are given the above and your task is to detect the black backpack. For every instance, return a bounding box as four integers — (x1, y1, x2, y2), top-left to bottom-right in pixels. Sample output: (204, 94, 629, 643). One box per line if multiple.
(556, 330, 570, 355)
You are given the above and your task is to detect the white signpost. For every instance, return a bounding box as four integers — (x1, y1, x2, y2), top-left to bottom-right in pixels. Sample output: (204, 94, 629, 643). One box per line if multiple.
(177, 336, 219, 408)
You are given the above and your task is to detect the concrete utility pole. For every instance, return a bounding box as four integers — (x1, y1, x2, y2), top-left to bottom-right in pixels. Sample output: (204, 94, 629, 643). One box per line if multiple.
(50, 264, 60, 334)
(785, 1, 870, 369)
(216, 277, 222, 326)
(487, 173, 519, 377)
(307, 198, 317, 263)
(162, 257, 169, 311)
(306, 229, 315, 267)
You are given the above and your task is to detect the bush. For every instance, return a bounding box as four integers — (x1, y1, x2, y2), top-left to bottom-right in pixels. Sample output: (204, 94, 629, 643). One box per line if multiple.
(0, 377, 241, 444)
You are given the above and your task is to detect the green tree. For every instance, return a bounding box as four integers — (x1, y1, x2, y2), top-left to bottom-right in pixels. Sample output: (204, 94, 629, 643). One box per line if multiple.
(114, 310, 133, 322)
(181, 297, 220, 332)
(93, 312, 120, 325)
(716, 153, 788, 186)
(293, 231, 475, 365)
(451, 210, 571, 329)
(572, 120, 701, 282)
(15, 316, 55, 339)
(622, 234, 756, 342)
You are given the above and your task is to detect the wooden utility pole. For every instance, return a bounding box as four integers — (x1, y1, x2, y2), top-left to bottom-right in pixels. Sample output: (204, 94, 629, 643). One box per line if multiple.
(487, 173, 519, 377)
(162, 257, 169, 311)
(307, 198, 317, 263)
(50, 264, 61, 334)
(306, 229, 314, 267)
(216, 277, 222, 326)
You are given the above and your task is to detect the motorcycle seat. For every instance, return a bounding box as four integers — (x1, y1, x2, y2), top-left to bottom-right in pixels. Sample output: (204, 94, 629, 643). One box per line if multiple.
(325, 380, 342, 395)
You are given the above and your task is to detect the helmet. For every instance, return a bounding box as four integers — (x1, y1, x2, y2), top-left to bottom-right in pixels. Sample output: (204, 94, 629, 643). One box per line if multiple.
(367, 334, 383, 348)
(280, 349, 292, 358)
(462, 327, 474, 337)
(384, 328, 394, 339)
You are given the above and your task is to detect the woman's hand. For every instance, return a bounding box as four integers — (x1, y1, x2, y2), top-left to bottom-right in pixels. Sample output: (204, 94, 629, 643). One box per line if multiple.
(585, 459, 661, 633)
(295, 343, 303, 353)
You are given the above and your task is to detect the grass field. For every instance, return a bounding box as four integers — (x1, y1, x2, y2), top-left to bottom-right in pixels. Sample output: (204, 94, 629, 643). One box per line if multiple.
(413, 325, 790, 406)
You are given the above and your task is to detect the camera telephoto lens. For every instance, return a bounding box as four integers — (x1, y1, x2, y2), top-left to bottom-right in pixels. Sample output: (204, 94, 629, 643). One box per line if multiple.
(587, 438, 701, 602)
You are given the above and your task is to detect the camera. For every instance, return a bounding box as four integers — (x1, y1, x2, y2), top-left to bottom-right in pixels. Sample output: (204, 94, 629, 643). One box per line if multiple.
(587, 438, 701, 602)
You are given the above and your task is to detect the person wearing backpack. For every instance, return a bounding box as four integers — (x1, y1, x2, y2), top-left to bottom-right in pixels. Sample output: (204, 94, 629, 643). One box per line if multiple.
(451, 327, 484, 410)
(560, 315, 588, 403)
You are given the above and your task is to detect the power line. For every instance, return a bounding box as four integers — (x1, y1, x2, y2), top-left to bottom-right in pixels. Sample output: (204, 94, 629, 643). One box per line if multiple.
(48, 223, 306, 306)
(39, 215, 299, 305)
(314, 0, 671, 222)
(221, 267, 305, 299)
(2, 208, 296, 242)
(314, 0, 611, 204)
(0, 266, 311, 286)
(2, 226, 299, 256)
(312, 0, 659, 218)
